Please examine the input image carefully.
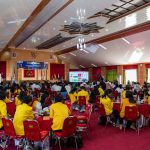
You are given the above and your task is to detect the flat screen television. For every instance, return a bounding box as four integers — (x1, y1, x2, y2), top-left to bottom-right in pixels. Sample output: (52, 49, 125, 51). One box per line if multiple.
(69, 71, 89, 82)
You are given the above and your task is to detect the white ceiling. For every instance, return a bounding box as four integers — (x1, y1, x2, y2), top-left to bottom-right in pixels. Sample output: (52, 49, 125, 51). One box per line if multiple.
(0, 0, 41, 49)
(60, 30, 150, 67)
(18, 0, 120, 49)
(0, 0, 150, 68)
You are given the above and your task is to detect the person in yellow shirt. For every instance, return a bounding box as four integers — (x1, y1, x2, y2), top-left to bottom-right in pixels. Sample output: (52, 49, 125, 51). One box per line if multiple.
(0, 92, 7, 129)
(69, 88, 78, 110)
(15, 91, 26, 106)
(100, 89, 113, 116)
(119, 91, 137, 130)
(50, 95, 70, 131)
(122, 85, 130, 99)
(99, 89, 113, 125)
(77, 86, 89, 112)
(144, 92, 150, 105)
(13, 95, 34, 136)
(31, 93, 42, 114)
(98, 86, 104, 97)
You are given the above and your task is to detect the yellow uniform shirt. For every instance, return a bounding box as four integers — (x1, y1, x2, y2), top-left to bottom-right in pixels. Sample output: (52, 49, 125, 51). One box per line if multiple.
(0, 100, 7, 128)
(4, 97, 11, 103)
(77, 90, 89, 104)
(69, 92, 77, 103)
(146, 96, 150, 105)
(100, 96, 113, 115)
(14, 89, 21, 95)
(98, 87, 104, 97)
(122, 91, 126, 99)
(15, 97, 22, 106)
(120, 98, 136, 118)
(50, 102, 70, 131)
(13, 103, 34, 136)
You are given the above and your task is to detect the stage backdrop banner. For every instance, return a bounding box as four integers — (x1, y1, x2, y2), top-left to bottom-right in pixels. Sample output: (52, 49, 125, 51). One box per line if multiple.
(24, 69, 35, 78)
(17, 61, 48, 69)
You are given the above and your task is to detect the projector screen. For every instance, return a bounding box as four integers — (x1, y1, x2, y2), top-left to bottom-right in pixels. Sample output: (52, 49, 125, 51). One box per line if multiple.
(69, 71, 89, 82)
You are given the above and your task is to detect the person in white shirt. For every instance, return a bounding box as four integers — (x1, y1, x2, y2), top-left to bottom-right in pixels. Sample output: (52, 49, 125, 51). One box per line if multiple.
(65, 83, 71, 94)
(31, 83, 41, 91)
(51, 83, 61, 92)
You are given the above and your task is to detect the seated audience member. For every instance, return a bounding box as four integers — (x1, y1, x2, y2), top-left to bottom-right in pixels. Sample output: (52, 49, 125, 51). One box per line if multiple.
(69, 88, 78, 109)
(77, 86, 90, 112)
(14, 84, 21, 95)
(98, 85, 105, 97)
(99, 89, 113, 125)
(119, 91, 137, 130)
(65, 82, 71, 94)
(50, 95, 70, 131)
(122, 85, 131, 99)
(60, 83, 68, 100)
(0, 92, 7, 129)
(13, 95, 35, 136)
(15, 91, 26, 106)
(89, 85, 99, 103)
(115, 84, 124, 100)
(32, 93, 42, 114)
(40, 91, 49, 108)
(144, 91, 150, 105)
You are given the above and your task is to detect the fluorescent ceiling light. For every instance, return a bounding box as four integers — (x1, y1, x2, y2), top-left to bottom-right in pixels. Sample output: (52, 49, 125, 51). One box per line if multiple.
(98, 44, 107, 50)
(91, 64, 97, 67)
(7, 18, 26, 24)
(69, 52, 76, 56)
(128, 49, 143, 63)
(122, 38, 130, 44)
(80, 65, 85, 68)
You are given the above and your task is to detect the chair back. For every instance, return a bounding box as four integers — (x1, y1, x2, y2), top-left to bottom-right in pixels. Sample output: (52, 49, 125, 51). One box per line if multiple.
(61, 116, 77, 137)
(113, 103, 121, 112)
(6, 102, 16, 118)
(78, 96, 86, 106)
(38, 117, 52, 131)
(97, 103, 106, 116)
(2, 118, 17, 138)
(138, 104, 150, 117)
(85, 104, 93, 121)
(125, 106, 138, 121)
(23, 120, 41, 141)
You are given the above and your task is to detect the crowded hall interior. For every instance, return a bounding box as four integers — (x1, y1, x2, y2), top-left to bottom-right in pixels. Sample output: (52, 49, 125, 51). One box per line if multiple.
(0, 0, 150, 150)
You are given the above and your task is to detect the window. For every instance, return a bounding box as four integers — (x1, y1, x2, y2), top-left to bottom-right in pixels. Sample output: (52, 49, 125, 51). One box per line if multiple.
(147, 69, 150, 83)
(125, 69, 137, 84)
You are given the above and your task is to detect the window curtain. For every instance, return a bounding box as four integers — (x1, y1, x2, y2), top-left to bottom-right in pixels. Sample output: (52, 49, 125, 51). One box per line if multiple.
(50, 63, 64, 79)
(106, 70, 117, 82)
(0, 61, 6, 78)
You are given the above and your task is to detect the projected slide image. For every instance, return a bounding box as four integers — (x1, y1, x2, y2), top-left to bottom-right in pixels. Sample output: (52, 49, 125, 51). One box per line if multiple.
(69, 72, 89, 82)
